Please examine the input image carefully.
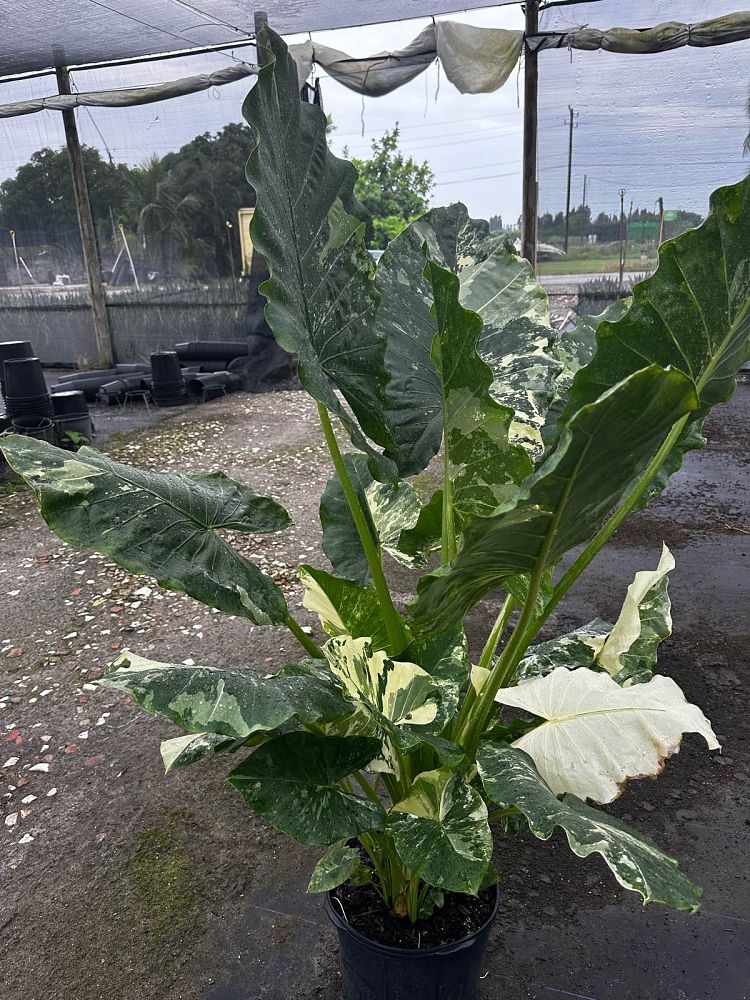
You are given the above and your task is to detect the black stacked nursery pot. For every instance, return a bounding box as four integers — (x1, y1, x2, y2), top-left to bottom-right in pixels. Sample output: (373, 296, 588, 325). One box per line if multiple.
(2, 357, 54, 420)
(150, 351, 187, 407)
(0, 340, 33, 401)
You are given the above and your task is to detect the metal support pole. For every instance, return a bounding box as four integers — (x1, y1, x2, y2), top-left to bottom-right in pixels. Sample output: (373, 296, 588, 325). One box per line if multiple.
(521, 1, 539, 270)
(563, 105, 576, 253)
(55, 66, 115, 368)
(618, 188, 627, 294)
(657, 196, 665, 246)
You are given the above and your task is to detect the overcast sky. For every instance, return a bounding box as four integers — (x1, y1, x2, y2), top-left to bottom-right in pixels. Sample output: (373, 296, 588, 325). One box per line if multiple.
(0, 0, 747, 229)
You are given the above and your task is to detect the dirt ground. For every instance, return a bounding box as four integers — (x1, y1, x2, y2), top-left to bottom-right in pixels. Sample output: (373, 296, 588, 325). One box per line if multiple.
(0, 385, 748, 1000)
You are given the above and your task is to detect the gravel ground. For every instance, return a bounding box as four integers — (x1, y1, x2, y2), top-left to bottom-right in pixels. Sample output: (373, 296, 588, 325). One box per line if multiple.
(0, 385, 747, 1000)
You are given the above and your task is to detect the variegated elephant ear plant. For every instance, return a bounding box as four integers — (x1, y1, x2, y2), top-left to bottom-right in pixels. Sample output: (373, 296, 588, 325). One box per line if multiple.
(3, 26, 748, 922)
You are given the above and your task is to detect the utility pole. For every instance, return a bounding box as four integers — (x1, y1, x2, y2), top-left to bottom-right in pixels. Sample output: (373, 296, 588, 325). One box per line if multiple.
(618, 188, 627, 294)
(563, 106, 577, 253)
(657, 196, 665, 245)
(521, 0, 539, 270)
(56, 65, 115, 368)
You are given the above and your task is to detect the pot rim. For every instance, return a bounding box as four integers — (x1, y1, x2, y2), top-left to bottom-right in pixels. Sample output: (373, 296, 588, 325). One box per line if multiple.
(324, 882, 499, 958)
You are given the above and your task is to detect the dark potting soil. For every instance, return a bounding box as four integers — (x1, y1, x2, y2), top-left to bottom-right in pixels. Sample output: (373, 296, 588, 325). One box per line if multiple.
(332, 880, 496, 950)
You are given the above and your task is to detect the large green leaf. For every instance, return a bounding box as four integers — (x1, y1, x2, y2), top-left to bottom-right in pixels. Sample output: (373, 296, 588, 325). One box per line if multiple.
(243, 26, 394, 468)
(1, 436, 289, 625)
(389, 768, 492, 894)
(101, 650, 354, 738)
(477, 742, 703, 912)
(319, 452, 424, 584)
(410, 366, 697, 633)
(228, 731, 385, 846)
(563, 178, 750, 423)
(376, 203, 557, 474)
(300, 564, 390, 649)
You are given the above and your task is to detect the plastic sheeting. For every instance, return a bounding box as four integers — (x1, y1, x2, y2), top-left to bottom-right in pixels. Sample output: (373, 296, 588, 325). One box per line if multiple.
(0, 0, 518, 78)
(0, 22, 525, 118)
(532, 11, 750, 53)
(290, 23, 523, 97)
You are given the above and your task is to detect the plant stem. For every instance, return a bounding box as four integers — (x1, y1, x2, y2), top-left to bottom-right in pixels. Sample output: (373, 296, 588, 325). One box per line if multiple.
(544, 414, 689, 621)
(441, 445, 455, 566)
(452, 593, 515, 743)
(285, 613, 324, 658)
(316, 402, 408, 655)
(478, 593, 515, 672)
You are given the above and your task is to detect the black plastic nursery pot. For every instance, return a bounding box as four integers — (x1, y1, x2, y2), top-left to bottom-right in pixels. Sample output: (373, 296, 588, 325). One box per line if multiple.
(3, 358, 54, 419)
(11, 416, 56, 444)
(0, 340, 33, 396)
(325, 885, 500, 1000)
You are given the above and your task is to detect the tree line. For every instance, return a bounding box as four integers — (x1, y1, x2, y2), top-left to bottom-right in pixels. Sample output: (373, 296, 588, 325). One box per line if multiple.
(0, 124, 433, 285)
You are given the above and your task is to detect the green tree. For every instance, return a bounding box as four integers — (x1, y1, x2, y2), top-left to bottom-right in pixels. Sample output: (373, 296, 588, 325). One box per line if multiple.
(162, 123, 256, 275)
(0, 145, 129, 261)
(348, 127, 434, 249)
(124, 155, 210, 277)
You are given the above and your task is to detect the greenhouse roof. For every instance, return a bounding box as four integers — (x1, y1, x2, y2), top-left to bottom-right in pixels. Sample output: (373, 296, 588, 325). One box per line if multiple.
(1, 0, 519, 78)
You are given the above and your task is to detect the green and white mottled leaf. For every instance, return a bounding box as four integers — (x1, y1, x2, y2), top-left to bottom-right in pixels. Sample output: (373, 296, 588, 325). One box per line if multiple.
(598, 543, 674, 683)
(323, 636, 440, 729)
(515, 546, 675, 685)
(515, 620, 609, 682)
(427, 257, 532, 522)
(543, 298, 631, 446)
(565, 178, 750, 421)
(476, 742, 703, 912)
(1, 436, 289, 626)
(561, 178, 750, 504)
(389, 768, 492, 894)
(228, 731, 385, 846)
(160, 731, 237, 772)
(377, 203, 558, 473)
(300, 564, 390, 650)
(308, 840, 369, 893)
(243, 26, 394, 471)
(319, 452, 424, 585)
(494, 667, 719, 803)
(411, 366, 697, 634)
(101, 650, 354, 739)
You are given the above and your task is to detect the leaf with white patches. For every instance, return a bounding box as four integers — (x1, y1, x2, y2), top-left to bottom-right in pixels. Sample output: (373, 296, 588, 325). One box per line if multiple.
(515, 620, 609, 682)
(160, 732, 237, 772)
(494, 667, 720, 804)
(476, 742, 703, 912)
(319, 453, 424, 585)
(323, 636, 440, 729)
(300, 564, 390, 650)
(101, 650, 354, 739)
(1, 436, 290, 625)
(597, 543, 675, 683)
(389, 768, 492, 894)
(308, 840, 370, 893)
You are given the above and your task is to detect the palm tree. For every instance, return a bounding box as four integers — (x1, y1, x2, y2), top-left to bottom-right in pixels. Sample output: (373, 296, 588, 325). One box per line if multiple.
(124, 155, 209, 277)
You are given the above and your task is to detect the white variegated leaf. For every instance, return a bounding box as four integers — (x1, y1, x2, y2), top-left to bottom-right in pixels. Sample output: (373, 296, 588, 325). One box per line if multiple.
(160, 731, 235, 772)
(323, 636, 440, 728)
(495, 667, 720, 803)
(515, 620, 609, 682)
(598, 543, 674, 682)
